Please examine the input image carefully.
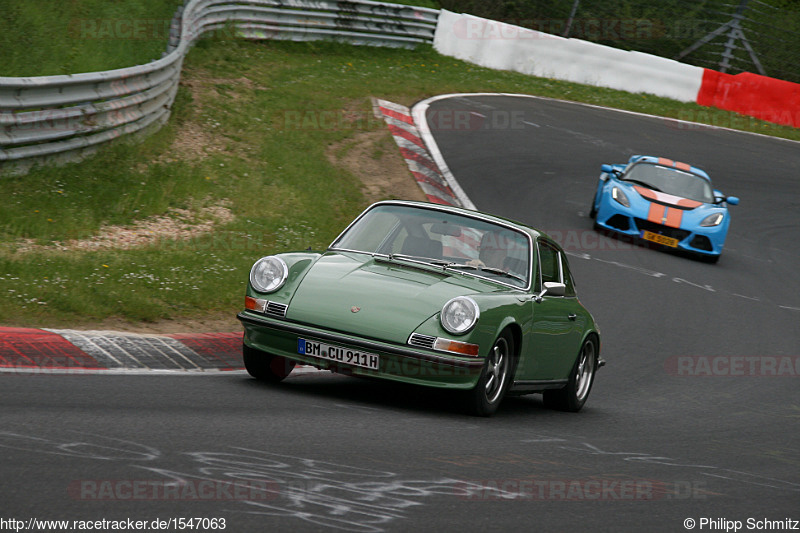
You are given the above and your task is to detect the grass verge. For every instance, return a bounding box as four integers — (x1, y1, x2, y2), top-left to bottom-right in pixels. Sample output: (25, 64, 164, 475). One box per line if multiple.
(0, 0, 184, 76)
(1, 34, 797, 330)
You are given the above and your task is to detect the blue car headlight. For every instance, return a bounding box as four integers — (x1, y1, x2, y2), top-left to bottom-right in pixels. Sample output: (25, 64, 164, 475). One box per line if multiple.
(249, 256, 289, 293)
(700, 213, 724, 227)
(441, 296, 480, 335)
(612, 186, 630, 208)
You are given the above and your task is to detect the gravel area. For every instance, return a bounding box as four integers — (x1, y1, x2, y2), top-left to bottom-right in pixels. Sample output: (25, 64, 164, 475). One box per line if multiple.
(12, 204, 234, 254)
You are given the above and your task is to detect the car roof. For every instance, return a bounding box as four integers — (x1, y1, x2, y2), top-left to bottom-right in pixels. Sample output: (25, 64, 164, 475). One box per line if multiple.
(628, 155, 712, 182)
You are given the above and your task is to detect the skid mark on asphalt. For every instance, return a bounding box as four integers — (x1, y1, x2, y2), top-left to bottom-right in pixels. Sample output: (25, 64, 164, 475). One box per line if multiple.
(0, 431, 511, 532)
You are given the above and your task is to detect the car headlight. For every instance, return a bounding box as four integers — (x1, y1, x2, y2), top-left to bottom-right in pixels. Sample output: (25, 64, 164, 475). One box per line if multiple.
(700, 213, 724, 227)
(612, 186, 630, 207)
(249, 256, 289, 293)
(440, 296, 480, 335)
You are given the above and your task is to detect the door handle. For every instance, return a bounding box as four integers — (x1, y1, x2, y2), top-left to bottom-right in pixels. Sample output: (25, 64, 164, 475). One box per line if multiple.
(568, 313, 577, 321)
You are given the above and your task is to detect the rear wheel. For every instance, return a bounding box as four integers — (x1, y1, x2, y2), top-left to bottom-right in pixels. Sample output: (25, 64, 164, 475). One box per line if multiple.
(243, 343, 295, 382)
(464, 331, 515, 417)
(543, 336, 597, 412)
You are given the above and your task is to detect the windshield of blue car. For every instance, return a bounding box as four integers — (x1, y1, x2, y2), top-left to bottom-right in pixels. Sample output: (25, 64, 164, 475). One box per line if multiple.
(330, 204, 531, 288)
(622, 163, 714, 203)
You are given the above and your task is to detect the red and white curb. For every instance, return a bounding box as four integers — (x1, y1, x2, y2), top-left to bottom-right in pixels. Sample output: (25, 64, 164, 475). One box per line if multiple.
(373, 98, 474, 209)
(0, 327, 242, 374)
(0, 326, 325, 375)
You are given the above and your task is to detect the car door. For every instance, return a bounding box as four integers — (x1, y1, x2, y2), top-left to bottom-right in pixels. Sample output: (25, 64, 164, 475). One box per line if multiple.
(526, 239, 582, 380)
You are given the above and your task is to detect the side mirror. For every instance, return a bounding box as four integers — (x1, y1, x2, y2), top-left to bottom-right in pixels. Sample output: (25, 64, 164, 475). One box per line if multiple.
(601, 164, 614, 174)
(535, 281, 566, 302)
(726, 196, 739, 206)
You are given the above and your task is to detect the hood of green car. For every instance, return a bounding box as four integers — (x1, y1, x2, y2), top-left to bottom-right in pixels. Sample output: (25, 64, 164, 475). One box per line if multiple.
(286, 252, 496, 343)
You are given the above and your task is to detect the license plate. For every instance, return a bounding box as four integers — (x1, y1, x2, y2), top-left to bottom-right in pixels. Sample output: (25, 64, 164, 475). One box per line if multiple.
(297, 338, 379, 370)
(641, 230, 679, 248)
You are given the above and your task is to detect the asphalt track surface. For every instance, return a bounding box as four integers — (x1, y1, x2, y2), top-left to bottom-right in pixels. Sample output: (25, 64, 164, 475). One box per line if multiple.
(2, 95, 799, 532)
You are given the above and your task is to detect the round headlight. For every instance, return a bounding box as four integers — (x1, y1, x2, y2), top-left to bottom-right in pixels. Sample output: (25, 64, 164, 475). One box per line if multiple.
(249, 256, 288, 293)
(441, 296, 480, 335)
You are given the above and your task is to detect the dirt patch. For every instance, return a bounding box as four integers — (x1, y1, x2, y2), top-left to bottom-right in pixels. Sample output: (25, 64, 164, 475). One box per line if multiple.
(155, 74, 257, 165)
(161, 120, 225, 163)
(328, 128, 427, 203)
(12, 203, 234, 254)
(180, 74, 256, 109)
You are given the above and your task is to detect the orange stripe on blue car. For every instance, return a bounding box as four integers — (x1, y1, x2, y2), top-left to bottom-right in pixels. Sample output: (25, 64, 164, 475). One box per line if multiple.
(647, 202, 665, 224)
(664, 207, 683, 228)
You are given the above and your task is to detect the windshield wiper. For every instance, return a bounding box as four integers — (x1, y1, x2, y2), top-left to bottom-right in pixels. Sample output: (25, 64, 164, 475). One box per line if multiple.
(388, 253, 443, 264)
(476, 267, 527, 285)
(448, 264, 527, 285)
(446, 263, 475, 269)
(376, 254, 452, 271)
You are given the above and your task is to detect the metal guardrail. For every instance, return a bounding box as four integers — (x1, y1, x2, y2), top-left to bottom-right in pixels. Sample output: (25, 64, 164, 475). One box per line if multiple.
(0, 0, 439, 175)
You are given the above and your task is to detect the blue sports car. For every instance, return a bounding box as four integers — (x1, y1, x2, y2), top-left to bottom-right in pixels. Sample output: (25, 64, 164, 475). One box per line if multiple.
(590, 155, 739, 262)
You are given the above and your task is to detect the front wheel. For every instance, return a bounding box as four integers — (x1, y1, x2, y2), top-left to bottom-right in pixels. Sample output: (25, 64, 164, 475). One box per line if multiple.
(243, 344, 295, 382)
(589, 192, 598, 219)
(696, 252, 720, 264)
(464, 331, 515, 417)
(543, 336, 598, 412)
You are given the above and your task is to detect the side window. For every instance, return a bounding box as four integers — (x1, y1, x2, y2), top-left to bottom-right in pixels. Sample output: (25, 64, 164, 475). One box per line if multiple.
(537, 241, 562, 288)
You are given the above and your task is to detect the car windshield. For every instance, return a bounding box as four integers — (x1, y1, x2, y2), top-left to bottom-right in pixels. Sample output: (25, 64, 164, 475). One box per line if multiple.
(623, 163, 714, 203)
(331, 204, 531, 288)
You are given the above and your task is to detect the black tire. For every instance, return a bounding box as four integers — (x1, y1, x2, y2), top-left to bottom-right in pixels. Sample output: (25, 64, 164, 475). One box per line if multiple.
(464, 331, 515, 417)
(243, 343, 295, 382)
(543, 336, 598, 412)
(589, 193, 598, 219)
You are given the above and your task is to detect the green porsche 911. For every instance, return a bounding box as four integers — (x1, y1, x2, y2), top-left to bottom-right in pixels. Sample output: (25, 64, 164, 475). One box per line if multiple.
(238, 200, 603, 416)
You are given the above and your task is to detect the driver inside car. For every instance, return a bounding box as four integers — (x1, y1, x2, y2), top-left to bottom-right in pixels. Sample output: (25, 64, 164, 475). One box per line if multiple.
(467, 230, 509, 270)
